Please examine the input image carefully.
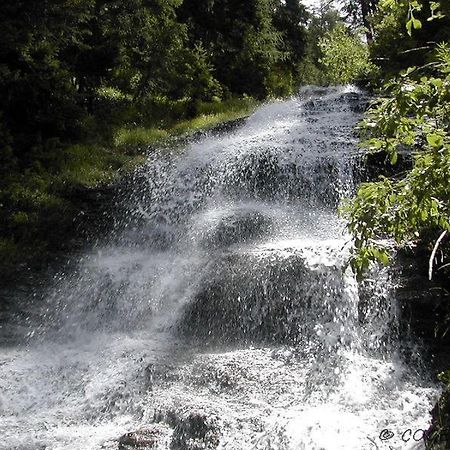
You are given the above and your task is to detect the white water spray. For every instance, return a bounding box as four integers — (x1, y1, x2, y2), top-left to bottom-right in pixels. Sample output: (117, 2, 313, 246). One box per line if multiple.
(0, 86, 438, 450)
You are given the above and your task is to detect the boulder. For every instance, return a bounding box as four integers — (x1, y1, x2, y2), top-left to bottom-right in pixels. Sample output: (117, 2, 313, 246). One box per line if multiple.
(119, 410, 220, 450)
(118, 424, 170, 449)
(426, 389, 450, 449)
(170, 410, 220, 450)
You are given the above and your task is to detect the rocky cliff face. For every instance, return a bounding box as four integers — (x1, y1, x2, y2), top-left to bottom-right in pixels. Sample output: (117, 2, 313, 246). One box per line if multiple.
(396, 246, 450, 373)
(426, 389, 450, 450)
(395, 245, 450, 449)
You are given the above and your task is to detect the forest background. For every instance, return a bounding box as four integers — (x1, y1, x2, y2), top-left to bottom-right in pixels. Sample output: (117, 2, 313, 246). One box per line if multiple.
(0, 0, 448, 279)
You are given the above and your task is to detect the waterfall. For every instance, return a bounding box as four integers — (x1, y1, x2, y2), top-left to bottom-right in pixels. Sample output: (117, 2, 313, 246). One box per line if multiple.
(0, 86, 438, 450)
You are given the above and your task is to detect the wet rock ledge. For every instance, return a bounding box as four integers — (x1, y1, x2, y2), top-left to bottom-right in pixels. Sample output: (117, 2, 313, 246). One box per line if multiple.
(119, 410, 220, 450)
(426, 389, 450, 450)
(395, 245, 450, 449)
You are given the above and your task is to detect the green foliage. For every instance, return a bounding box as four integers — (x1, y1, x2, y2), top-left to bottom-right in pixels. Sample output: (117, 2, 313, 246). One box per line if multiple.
(0, 94, 256, 270)
(342, 43, 450, 274)
(381, 0, 444, 35)
(273, 0, 308, 75)
(0, 175, 72, 256)
(195, 97, 257, 116)
(170, 96, 257, 134)
(297, 1, 343, 86)
(370, 0, 450, 75)
(297, 56, 328, 86)
(55, 145, 131, 188)
(113, 96, 257, 149)
(113, 128, 169, 153)
(343, 0, 378, 33)
(0, 0, 310, 268)
(178, 0, 306, 98)
(319, 25, 375, 84)
(297, 1, 377, 87)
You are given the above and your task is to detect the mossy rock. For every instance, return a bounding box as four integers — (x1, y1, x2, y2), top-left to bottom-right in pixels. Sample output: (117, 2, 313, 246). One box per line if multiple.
(426, 389, 450, 449)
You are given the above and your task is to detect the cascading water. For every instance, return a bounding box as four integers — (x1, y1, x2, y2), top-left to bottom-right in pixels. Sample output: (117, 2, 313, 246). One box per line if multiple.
(0, 86, 439, 450)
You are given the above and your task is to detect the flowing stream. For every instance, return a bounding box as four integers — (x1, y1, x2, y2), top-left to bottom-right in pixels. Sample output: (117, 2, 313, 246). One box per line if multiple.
(0, 87, 439, 450)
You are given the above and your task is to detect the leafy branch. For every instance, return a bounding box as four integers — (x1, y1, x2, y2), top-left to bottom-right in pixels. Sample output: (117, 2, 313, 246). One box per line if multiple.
(342, 43, 450, 275)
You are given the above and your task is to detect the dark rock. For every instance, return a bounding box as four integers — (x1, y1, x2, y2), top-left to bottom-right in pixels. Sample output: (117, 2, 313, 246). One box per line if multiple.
(118, 424, 169, 449)
(394, 244, 450, 450)
(359, 149, 412, 183)
(170, 411, 220, 450)
(120, 410, 221, 450)
(426, 389, 450, 449)
(177, 249, 348, 345)
(395, 246, 450, 373)
(200, 207, 272, 250)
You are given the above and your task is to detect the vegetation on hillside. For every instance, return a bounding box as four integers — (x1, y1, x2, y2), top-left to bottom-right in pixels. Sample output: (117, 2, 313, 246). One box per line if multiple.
(319, 25, 375, 84)
(3, 0, 448, 288)
(0, 0, 370, 270)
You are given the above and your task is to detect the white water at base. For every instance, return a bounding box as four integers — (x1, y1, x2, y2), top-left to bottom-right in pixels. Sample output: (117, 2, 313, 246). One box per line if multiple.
(0, 86, 439, 450)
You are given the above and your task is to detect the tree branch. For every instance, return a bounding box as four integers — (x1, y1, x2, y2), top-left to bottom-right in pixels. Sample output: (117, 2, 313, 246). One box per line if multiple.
(429, 230, 448, 281)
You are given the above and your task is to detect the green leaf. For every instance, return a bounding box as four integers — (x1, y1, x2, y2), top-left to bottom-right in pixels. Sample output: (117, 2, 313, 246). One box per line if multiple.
(390, 151, 398, 165)
(367, 138, 384, 150)
(431, 79, 443, 88)
(406, 19, 413, 36)
(381, 0, 395, 8)
(378, 251, 390, 266)
(413, 18, 422, 30)
(429, 1, 445, 20)
(373, 248, 390, 265)
(403, 66, 417, 76)
(420, 209, 428, 221)
(426, 133, 444, 147)
(430, 1, 441, 12)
